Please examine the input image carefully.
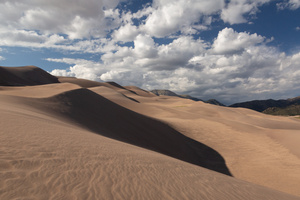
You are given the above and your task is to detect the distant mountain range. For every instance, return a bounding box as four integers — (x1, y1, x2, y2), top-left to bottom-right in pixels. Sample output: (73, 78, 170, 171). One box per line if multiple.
(151, 89, 225, 106)
(151, 89, 300, 115)
(229, 96, 300, 116)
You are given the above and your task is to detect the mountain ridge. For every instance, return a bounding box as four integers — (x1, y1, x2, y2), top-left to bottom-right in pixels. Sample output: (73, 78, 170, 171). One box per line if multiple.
(230, 96, 300, 115)
(151, 89, 225, 106)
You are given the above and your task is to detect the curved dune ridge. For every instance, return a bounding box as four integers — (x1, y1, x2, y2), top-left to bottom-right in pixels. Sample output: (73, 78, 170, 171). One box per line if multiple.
(13, 87, 232, 176)
(0, 65, 59, 86)
(1, 66, 300, 199)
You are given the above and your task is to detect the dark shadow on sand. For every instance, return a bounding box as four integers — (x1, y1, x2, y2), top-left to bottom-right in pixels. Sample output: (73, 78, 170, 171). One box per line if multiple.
(34, 88, 232, 176)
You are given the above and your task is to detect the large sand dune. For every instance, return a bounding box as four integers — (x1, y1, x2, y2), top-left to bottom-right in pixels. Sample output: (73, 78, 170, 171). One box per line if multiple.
(1, 66, 300, 199)
(0, 65, 59, 86)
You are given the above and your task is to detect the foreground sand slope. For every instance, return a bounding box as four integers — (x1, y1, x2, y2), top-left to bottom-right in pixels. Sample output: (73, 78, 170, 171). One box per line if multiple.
(1, 83, 300, 200)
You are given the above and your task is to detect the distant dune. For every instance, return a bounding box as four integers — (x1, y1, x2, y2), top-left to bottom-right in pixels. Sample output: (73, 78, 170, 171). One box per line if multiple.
(1, 66, 300, 199)
(0, 65, 59, 86)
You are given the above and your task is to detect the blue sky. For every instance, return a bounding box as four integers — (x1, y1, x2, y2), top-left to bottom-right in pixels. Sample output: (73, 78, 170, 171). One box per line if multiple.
(0, 0, 300, 104)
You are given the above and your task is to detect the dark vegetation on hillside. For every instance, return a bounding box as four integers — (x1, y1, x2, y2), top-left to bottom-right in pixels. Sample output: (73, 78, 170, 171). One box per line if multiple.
(230, 96, 300, 116)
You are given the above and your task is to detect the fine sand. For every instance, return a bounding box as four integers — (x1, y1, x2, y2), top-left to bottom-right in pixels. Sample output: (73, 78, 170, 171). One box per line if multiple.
(1, 66, 300, 199)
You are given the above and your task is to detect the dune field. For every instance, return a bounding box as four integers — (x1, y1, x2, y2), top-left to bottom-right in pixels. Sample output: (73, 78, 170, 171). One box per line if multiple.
(1, 66, 300, 199)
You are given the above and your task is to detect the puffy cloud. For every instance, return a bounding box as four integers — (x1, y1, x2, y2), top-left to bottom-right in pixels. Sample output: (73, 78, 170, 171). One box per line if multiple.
(184, 45, 294, 103)
(0, 1, 126, 53)
(133, 34, 158, 58)
(2, 1, 300, 104)
(50, 69, 74, 77)
(221, 0, 271, 24)
(0, 0, 122, 40)
(211, 27, 265, 55)
(49, 27, 300, 104)
(143, 36, 207, 70)
(0, 28, 81, 51)
(0, 0, 275, 53)
(112, 23, 139, 42)
(0, 29, 45, 45)
(142, 0, 224, 37)
(48, 58, 105, 81)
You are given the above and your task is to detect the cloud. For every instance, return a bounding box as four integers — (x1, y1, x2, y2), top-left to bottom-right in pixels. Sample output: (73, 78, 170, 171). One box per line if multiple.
(0, 0, 274, 52)
(112, 23, 139, 42)
(0, 0, 122, 40)
(0, 1, 126, 53)
(48, 27, 300, 104)
(141, 0, 224, 37)
(0, 48, 5, 61)
(49, 35, 208, 87)
(0, 47, 4, 60)
(133, 34, 158, 58)
(142, 36, 207, 70)
(1, 1, 300, 104)
(47, 58, 105, 81)
(277, 0, 300, 10)
(0, 56, 4, 61)
(211, 27, 265, 55)
(181, 45, 300, 104)
(221, 0, 271, 24)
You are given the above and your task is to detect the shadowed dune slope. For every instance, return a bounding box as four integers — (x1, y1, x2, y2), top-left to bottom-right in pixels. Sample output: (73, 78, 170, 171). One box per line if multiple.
(0, 66, 59, 86)
(21, 88, 231, 176)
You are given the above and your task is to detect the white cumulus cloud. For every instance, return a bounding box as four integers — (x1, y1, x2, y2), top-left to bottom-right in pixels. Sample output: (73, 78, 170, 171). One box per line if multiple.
(48, 27, 300, 104)
(221, 0, 271, 24)
(112, 23, 139, 42)
(142, 0, 224, 37)
(211, 27, 265, 55)
(0, 0, 122, 41)
(1, 1, 300, 104)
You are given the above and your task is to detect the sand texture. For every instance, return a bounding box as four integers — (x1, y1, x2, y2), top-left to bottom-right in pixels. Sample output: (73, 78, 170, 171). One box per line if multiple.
(1, 66, 300, 199)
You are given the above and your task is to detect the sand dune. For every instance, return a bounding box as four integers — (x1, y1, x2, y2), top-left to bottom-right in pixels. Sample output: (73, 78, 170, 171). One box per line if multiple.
(0, 85, 299, 200)
(59, 76, 137, 95)
(124, 85, 157, 97)
(10, 86, 231, 175)
(0, 83, 81, 98)
(0, 66, 59, 86)
(58, 76, 105, 88)
(1, 66, 300, 199)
